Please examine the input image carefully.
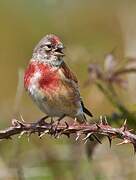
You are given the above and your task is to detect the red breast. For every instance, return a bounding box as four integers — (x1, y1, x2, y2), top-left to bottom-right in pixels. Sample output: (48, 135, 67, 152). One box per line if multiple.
(24, 61, 60, 91)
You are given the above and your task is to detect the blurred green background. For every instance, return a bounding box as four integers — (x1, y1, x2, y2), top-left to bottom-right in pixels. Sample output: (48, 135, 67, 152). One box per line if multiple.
(0, 0, 136, 179)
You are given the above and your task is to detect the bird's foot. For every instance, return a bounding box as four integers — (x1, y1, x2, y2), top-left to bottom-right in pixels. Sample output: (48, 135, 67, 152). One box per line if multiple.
(35, 116, 49, 126)
(53, 115, 65, 136)
(55, 115, 65, 127)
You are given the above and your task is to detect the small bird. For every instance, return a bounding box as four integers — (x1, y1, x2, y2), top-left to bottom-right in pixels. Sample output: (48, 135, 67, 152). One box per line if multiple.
(24, 34, 93, 123)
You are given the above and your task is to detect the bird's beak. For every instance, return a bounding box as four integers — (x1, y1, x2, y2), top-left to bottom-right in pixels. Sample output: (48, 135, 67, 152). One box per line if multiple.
(54, 44, 65, 57)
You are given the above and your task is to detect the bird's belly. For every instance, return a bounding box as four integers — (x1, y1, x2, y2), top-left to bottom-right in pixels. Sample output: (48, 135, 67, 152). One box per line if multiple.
(28, 85, 58, 116)
(28, 83, 79, 117)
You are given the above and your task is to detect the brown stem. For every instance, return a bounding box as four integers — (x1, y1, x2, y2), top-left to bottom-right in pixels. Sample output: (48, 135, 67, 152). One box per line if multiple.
(1, 118, 136, 153)
(113, 68, 136, 77)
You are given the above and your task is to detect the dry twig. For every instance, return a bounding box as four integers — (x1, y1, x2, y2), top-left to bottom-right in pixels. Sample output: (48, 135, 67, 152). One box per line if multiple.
(0, 117, 136, 152)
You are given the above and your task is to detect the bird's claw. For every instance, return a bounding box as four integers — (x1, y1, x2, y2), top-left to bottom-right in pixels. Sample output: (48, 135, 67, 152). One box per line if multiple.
(35, 116, 49, 126)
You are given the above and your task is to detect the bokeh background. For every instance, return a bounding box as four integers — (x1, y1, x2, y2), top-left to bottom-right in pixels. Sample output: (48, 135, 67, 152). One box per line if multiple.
(0, 0, 136, 179)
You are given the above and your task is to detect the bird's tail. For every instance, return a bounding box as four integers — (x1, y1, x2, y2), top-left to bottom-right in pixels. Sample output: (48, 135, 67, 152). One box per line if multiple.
(76, 102, 93, 124)
(81, 101, 93, 117)
(83, 106, 93, 117)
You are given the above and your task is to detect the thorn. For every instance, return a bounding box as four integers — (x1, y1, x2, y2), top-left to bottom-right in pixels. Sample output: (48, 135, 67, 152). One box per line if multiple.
(121, 119, 127, 131)
(18, 121, 25, 128)
(104, 116, 108, 125)
(65, 121, 69, 129)
(92, 134, 102, 144)
(116, 139, 131, 145)
(12, 119, 20, 127)
(123, 119, 127, 126)
(39, 130, 49, 138)
(76, 132, 81, 141)
(12, 119, 25, 128)
(27, 131, 32, 142)
(128, 129, 133, 132)
(84, 139, 88, 144)
(20, 114, 25, 122)
(107, 136, 112, 148)
(18, 131, 26, 139)
(96, 123, 101, 129)
(76, 135, 80, 141)
(82, 133, 92, 140)
(100, 116, 103, 124)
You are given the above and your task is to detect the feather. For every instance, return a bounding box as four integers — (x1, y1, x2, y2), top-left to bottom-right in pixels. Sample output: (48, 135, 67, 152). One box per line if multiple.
(81, 101, 93, 117)
(60, 62, 93, 119)
(60, 61, 78, 83)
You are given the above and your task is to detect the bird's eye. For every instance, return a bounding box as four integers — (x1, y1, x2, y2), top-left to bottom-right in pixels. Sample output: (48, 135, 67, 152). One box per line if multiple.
(46, 45, 52, 49)
(44, 44, 52, 51)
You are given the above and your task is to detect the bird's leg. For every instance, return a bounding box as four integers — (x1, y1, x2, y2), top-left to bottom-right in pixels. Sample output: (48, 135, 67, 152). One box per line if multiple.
(55, 115, 65, 129)
(35, 115, 49, 126)
(50, 117, 54, 124)
(56, 115, 66, 126)
(53, 115, 65, 136)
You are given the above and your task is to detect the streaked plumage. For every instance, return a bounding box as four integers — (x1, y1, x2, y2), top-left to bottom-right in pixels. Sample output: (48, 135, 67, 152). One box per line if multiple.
(24, 34, 93, 123)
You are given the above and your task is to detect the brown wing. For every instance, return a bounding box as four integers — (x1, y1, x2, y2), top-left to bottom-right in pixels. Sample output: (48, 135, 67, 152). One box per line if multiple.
(59, 61, 80, 103)
(60, 61, 78, 84)
(60, 61, 93, 117)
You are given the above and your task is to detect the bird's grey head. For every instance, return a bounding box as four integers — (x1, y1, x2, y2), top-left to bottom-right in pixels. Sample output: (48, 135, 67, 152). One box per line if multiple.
(32, 34, 65, 63)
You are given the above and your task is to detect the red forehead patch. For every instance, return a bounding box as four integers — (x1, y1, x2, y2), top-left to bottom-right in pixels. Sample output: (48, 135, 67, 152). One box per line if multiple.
(51, 35, 61, 44)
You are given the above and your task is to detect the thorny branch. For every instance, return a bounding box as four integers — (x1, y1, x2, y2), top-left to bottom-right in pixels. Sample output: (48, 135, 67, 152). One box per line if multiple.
(1, 117, 136, 152)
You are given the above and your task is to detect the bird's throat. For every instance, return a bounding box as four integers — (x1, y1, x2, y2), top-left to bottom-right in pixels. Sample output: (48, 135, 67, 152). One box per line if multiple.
(32, 53, 63, 67)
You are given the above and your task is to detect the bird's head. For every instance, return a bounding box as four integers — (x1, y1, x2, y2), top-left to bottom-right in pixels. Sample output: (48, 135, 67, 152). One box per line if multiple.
(33, 34, 65, 61)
